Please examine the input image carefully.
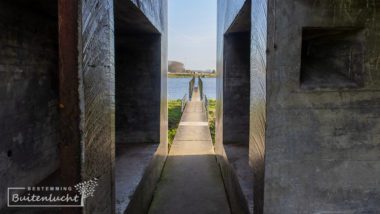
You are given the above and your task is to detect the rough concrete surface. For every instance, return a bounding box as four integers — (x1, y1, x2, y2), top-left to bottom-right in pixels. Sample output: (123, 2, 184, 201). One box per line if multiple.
(224, 144, 254, 213)
(114, 1, 168, 214)
(216, 1, 255, 213)
(115, 144, 158, 214)
(264, 1, 380, 213)
(1, 0, 167, 213)
(0, 0, 59, 209)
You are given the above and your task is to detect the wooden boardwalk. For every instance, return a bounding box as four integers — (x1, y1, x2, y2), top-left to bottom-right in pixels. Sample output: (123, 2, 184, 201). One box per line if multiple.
(148, 88, 231, 214)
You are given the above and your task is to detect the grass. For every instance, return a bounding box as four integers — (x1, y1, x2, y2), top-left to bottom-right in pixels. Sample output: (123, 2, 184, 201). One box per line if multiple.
(208, 99, 216, 144)
(168, 99, 182, 147)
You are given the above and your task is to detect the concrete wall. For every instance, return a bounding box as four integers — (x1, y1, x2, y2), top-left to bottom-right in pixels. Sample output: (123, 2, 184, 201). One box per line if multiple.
(264, 1, 380, 213)
(124, 1, 168, 148)
(249, 0, 267, 213)
(0, 0, 59, 209)
(223, 32, 250, 145)
(115, 27, 161, 144)
(81, 0, 115, 212)
(0, 0, 167, 213)
(114, 0, 168, 213)
(216, 1, 252, 213)
(219, 0, 380, 213)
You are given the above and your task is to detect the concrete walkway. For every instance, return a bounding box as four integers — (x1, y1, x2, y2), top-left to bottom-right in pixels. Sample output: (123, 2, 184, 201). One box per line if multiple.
(148, 88, 231, 214)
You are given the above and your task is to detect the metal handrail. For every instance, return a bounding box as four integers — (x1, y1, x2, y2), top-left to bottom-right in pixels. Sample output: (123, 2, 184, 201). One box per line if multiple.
(203, 95, 209, 120)
(198, 76, 204, 100)
(181, 94, 188, 112)
(188, 76, 195, 100)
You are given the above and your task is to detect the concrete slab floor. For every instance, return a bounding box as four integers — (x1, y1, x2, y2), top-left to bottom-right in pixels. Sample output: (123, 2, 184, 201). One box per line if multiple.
(115, 144, 158, 214)
(225, 144, 253, 213)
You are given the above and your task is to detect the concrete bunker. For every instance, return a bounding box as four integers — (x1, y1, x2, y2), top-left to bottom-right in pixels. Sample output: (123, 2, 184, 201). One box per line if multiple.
(114, 1, 162, 213)
(223, 3, 251, 146)
(115, 1, 161, 145)
(221, 1, 254, 213)
(0, 0, 61, 210)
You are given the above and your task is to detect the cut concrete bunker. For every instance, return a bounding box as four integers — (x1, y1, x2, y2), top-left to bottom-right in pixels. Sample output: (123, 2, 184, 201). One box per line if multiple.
(0, 0, 168, 213)
(218, 0, 380, 213)
(217, 1, 254, 213)
(1, 0, 379, 213)
(0, 0, 60, 211)
(114, 1, 167, 214)
(115, 1, 161, 145)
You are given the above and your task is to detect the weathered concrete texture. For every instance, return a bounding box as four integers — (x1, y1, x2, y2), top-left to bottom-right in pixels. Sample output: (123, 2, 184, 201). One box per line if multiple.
(224, 144, 254, 213)
(148, 89, 231, 214)
(249, 0, 267, 213)
(223, 32, 250, 145)
(79, 1, 168, 213)
(128, 0, 166, 34)
(115, 1, 168, 214)
(264, 1, 380, 213)
(0, 0, 59, 209)
(115, 144, 158, 214)
(0, 0, 167, 213)
(220, 0, 380, 213)
(114, 0, 168, 148)
(58, 3, 82, 214)
(124, 0, 169, 156)
(116, 34, 161, 144)
(216, 1, 254, 213)
(81, 0, 115, 213)
(300, 28, 365, 89)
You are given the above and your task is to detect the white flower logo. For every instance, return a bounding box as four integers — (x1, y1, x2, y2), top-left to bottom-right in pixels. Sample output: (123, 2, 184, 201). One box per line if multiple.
(74, 178, 98, 206)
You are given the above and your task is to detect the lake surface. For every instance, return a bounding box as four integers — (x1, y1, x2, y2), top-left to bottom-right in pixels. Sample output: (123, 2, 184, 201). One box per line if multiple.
(168, 78, 216, 100)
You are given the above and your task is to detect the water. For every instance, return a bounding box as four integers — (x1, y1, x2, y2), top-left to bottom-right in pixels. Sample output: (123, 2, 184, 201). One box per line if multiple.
(168, 78, 216, 100)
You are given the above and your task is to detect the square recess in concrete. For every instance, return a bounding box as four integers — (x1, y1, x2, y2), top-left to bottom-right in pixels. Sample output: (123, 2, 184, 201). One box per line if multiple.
(300, 27, 364, 90)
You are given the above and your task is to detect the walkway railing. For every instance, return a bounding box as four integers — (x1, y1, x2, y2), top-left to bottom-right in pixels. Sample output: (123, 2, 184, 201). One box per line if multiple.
(188, 76, 195, 100)
(197, 76, 209, 120)
(198, 76, 204, 100)
(181, 94, 188, 112)
(203, 94, 209, 120)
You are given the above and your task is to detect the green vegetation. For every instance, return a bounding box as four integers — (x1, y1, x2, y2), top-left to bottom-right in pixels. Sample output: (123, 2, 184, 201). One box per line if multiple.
(208, 99, 216, 144)
(168, 99, 182, 147)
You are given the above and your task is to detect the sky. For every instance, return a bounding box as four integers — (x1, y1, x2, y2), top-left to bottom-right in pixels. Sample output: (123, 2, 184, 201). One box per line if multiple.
(168, 0, 217, 70)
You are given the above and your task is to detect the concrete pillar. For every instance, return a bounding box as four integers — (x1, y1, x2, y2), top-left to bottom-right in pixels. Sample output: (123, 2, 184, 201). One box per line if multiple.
(114, 1, 168, 213)
(216, 1, 253, 213)
(81, 0, 115, 213)
(249, 0, 267, 213)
